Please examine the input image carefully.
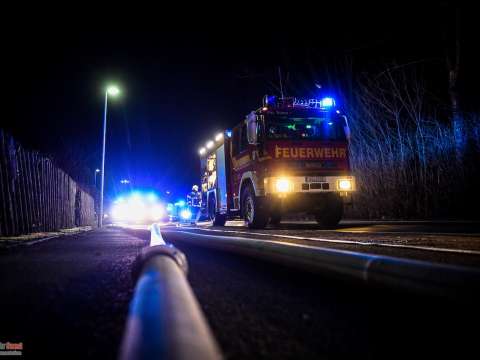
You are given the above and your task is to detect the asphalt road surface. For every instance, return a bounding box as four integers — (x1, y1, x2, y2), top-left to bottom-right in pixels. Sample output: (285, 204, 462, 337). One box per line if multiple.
(1, 224, 479, 359)
(132, 225, 480, 359)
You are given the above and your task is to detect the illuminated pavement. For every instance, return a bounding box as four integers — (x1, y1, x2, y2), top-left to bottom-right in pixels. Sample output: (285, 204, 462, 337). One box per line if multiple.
(168, 220, 480, 267)
(117, 220, 480, 266)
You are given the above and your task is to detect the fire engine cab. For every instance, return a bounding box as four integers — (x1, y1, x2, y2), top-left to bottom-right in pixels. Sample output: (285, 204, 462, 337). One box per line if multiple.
(198, 95, 355, 229)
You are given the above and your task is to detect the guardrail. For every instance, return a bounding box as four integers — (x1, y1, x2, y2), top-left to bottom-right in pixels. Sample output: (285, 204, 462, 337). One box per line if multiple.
(119, 224, 222, 360)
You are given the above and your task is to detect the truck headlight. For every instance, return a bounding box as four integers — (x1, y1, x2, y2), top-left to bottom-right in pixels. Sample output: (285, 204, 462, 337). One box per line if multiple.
(338, 179, 352, 191)
(275, 178, 291, 193)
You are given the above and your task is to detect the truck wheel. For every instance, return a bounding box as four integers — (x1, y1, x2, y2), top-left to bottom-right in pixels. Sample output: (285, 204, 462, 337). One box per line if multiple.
(270, 213, 282, 226)
(209, 196, 226, 226)
(315, 195, 343, 228)
(241, 185, 268, 229)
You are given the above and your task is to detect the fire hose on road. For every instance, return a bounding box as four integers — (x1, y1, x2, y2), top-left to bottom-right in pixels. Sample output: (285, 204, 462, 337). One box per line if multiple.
(119, 224, 222, 360)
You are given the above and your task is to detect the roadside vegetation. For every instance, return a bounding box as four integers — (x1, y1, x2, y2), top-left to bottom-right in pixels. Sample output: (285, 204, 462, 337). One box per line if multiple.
(346, 67, 479, 219)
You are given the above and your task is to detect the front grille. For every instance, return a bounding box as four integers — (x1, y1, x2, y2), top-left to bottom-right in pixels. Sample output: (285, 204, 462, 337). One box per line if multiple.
(309, 182, 329, 190)
(305, 176, 326, 183)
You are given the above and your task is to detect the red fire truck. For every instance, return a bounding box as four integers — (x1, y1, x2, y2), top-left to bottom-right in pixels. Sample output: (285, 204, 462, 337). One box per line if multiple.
(198, 95, 355, 228)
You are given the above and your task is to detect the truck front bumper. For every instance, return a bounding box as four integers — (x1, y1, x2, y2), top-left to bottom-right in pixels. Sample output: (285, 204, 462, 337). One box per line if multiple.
(263, 175, 356, 195)
(263, 192, 351, 214)
(260, 175, 355, 214)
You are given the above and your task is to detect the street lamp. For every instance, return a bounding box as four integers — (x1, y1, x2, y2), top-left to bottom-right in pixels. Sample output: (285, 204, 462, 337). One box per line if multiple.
(94, 168, 101, 187)
(99, 85, 120, 227)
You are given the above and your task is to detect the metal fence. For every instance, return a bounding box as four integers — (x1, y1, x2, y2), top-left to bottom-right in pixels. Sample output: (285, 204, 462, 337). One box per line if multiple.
(0, 129, 96, 236)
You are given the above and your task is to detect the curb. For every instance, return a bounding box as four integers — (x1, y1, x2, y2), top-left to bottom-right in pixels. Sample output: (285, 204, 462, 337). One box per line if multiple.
(0, 226, 93, 249)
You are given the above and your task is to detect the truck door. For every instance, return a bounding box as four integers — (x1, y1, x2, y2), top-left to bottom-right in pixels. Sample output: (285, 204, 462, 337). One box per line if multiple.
(215, 144, 227, 214)
(230, 122, 250, 209)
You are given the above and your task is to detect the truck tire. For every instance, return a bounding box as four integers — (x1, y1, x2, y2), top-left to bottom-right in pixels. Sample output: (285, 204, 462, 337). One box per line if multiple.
(241, 185, 268, 229)
(315, 194, 343, 228)
(209, 195, 226, 226)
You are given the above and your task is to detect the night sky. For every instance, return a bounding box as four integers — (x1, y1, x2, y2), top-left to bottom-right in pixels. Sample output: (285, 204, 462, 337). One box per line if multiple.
(3, 4, 477, 201)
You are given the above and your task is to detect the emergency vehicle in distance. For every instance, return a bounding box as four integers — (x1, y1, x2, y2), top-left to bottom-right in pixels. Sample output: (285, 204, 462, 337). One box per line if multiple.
(198, 95, 356, 229)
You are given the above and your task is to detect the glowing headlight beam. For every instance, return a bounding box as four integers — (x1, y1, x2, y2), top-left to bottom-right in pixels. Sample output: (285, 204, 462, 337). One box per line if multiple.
(112, 203, 129, 222)
(338, 179, 352, 190)
(150, 205, 165, 221)
(275, 178, 291, 193)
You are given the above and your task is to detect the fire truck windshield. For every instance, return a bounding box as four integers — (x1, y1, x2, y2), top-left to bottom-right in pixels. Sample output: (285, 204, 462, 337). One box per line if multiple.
(265, 116, 346, 141)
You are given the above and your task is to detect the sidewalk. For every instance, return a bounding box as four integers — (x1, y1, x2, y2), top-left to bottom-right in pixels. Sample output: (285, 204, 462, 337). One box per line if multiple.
(0, 227, 147, 358)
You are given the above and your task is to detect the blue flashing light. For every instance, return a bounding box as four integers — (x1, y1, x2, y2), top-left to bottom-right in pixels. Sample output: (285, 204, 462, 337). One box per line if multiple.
(320, 97, 334, 108)
(146, 192, 158, 203)
(180, 209, 192, 220)
(226, 130, 232, 138)
(266, 95, 276, 105)
(263, 94, 277, 107)
(175, 200, 186, 207)
(293, 97, 336, 109)
(130, 192, 142, 202)
(328, 122, 334, 126)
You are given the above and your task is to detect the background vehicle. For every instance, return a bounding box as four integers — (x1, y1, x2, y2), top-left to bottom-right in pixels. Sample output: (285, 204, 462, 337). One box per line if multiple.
(198, 95, 356, 228)
(110, 191, 167, 225)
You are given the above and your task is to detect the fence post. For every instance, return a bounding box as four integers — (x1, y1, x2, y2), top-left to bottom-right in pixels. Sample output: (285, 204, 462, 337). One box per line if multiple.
(5, 135, 17, 236)
(0, 130, 11, 236)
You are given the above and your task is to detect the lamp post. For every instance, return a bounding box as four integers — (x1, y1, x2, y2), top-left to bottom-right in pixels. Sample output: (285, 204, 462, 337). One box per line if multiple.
(99, 85, 120, 227)
(94, 168, 100, 188)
